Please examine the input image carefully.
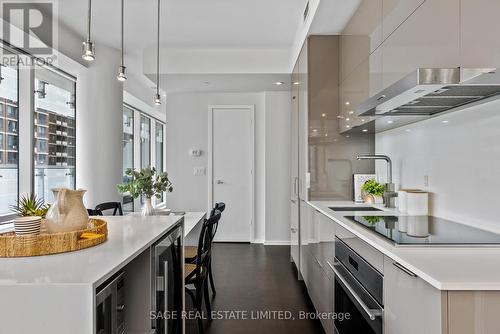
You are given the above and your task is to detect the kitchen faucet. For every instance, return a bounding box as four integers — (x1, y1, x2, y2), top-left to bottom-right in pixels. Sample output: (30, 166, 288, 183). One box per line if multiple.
(356, 154, 397, 208)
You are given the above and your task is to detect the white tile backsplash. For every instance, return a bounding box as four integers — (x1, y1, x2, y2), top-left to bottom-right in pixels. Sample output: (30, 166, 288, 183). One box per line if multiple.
(376, 97, 500, 231)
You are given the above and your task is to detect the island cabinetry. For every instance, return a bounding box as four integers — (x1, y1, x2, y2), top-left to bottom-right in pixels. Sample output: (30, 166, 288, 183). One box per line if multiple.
(384, 255, 447, 334)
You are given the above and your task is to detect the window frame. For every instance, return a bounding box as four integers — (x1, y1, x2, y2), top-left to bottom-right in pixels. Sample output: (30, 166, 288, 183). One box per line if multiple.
(122, 103, 166, 210)
(0, 48, 77, 223)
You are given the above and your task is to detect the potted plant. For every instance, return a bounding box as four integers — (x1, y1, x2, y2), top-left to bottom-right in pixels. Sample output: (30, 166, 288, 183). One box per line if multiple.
(117, 167, 173, 216)
(361, 179, 385, 205)
(10, 194, 50, 236)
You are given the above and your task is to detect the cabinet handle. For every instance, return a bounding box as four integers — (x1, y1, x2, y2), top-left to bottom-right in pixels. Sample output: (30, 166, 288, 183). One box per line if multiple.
(314, 256, 323, 269)
(293, 177, 299, 195)
(393, 262, 417, 277)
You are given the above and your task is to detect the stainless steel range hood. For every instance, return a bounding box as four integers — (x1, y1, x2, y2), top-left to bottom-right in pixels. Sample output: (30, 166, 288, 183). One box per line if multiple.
(357, 68, 500, 117)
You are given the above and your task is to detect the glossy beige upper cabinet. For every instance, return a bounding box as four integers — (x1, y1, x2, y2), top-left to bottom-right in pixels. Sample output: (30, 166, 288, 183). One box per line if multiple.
(340, 0, 383, 81)
(382, 0, 460, 89)
(382, 0, 425, 40)
(339, 47, 382, 132)
(460, 0, 500, 68)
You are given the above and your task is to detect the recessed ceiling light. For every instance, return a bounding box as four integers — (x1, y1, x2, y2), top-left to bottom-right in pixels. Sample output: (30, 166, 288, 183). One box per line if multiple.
(321, 113, 326, 118)
(387, 120, 394, 124)
(442, 120, 449, 123)
(312, 129, 318, 132)
(337, 115, 344, 119)
(346, 125, 350, 128)
(361, 119, 365, 122)
(292, 81, 300, 85)
(324, 133, 328, 137)
(345, 101, 350, 106)
(405, 129, 412, 132)
(346, 118, 350, 121)
(349, 110, 354, 115)
(275, 81, 284, 86)
(362, 129, 368, 132)
(345, 135, 350, 138)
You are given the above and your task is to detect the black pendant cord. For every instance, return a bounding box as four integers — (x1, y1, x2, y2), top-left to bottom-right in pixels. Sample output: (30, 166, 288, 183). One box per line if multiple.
(156, 0, 160, 96)
(121, 0, 124, 66)
(87, 0, 92, 42)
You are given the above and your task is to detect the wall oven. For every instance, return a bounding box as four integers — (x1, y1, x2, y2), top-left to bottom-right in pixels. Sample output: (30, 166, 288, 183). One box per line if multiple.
(95, 271, 125, 334)
(331, 237, 384, 334)
(151, 223, 183, 334)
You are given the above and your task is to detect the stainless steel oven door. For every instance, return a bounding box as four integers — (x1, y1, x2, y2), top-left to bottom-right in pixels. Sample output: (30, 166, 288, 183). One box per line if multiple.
(329, 260, 384, 334)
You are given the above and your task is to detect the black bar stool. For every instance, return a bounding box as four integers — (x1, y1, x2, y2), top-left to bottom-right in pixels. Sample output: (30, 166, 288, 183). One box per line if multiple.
(95, 202, 123, 216)
(185, 211, 221, 334)
(185, 202, 225, 296)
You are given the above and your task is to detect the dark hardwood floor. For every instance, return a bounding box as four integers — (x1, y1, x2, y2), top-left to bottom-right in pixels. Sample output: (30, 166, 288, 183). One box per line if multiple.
(185, 243, 324, 334)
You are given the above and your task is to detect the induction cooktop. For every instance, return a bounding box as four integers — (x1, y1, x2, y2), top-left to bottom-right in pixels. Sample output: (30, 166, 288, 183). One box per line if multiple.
(344, 215, 500, 246)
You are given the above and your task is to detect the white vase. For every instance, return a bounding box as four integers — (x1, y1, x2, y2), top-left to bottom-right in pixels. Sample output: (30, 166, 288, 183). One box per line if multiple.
(142, 197, 155, 216)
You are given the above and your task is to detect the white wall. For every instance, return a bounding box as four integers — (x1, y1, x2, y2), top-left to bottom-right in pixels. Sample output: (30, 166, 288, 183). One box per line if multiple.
(165, 91, 291, 243)
(265, 92, 292, 243)
(376, 98, 500, 232)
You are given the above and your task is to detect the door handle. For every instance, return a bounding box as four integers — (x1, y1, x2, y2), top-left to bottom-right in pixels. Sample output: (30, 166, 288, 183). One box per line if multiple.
(216, 180, 224, 184)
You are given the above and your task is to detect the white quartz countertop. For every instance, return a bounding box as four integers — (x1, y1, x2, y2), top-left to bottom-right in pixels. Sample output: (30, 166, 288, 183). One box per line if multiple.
(0, 212, 205, 287)
(308, 201, 500, 291)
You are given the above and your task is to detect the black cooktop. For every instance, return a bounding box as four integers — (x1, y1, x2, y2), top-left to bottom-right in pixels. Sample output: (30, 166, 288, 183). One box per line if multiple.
(344, 215, 500, 246)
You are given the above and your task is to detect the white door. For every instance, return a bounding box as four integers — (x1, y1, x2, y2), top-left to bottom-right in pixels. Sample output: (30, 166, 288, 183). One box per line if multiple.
(210, 106, 253, 242)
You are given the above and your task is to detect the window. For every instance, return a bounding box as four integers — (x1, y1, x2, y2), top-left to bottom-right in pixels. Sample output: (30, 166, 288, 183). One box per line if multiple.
(140, 115, 151, 168)
(0, 64, 18, 216)
(122, 106, 134, 212)
(33, 67, 76, 203)
(155, 122, 164, 172)
(155, 122, 164, 203)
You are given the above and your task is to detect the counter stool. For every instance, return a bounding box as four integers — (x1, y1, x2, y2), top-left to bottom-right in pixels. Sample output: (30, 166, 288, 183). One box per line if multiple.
(185, 202, 225, 296)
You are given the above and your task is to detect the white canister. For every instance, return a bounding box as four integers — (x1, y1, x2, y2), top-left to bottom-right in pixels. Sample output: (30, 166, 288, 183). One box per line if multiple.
(406, 216, 429, 237)
(406, 191, 429, 216)
(397, 216, 408, 233)
(397, 191, 408, 213)
(397, 189, 420, 213)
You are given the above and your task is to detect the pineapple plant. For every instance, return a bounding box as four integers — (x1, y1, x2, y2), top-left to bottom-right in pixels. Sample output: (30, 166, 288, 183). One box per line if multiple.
(10, 193, 50, 218)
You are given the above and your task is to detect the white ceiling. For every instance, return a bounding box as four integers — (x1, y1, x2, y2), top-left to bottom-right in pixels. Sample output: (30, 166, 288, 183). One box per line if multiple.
(147, 73, 292, 93)
(51, 0, 361, 94)
(56, 0, 307, 51)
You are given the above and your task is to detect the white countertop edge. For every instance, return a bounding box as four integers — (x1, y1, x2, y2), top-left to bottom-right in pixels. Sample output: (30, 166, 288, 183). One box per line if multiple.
(92, 218, 183, 289)
(306, 201, 500, 291)
(0, 212, 207, 288)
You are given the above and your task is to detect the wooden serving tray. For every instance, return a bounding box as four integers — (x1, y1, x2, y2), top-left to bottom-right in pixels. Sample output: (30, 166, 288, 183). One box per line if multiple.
(0, 218, 108, 257)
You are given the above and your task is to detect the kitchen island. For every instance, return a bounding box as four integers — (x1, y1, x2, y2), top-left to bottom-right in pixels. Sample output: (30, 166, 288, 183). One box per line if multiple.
(0, 212, 205, 334)
(298, 200, 500, 334)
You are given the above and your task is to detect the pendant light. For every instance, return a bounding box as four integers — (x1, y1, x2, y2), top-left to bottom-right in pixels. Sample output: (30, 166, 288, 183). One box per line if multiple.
(117, 0, 127, 81)
(153, 0, 161, 105)
(82, 0, 95, 61)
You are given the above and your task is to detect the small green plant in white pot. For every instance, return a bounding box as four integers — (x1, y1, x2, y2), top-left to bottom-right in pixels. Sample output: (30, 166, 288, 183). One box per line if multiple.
(117, 167, 173, 216)
(10, 194, 50, 236)
(361, 179, 385, 205)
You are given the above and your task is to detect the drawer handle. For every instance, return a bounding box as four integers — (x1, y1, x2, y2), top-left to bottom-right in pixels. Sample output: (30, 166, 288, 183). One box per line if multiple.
(393, 262, 417, 277)
(348, 256, 359, 271)
(330, 261, 383, 321)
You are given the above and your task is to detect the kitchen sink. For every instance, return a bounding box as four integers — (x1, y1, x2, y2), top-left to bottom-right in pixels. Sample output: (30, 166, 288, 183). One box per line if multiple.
(329, 206, 383, 212)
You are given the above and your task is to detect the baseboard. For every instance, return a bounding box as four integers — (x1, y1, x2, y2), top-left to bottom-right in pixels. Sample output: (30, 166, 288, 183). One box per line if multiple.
(252, 239, 265, 244)
(264, 240, 291, 246)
